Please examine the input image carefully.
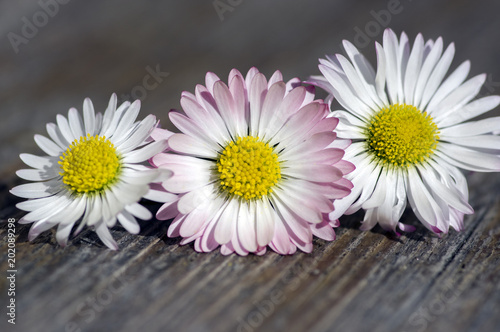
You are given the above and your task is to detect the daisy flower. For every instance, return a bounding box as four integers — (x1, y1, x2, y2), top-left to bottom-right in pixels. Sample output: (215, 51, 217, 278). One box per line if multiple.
(10, 94, 170, 249)
(308, 29, 500, 235)
(150, 67, 354, 255)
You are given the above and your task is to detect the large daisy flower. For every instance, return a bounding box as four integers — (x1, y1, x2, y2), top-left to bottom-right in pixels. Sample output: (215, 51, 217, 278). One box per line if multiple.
(150, 68, 354, 255)
(10, 94, 170, 249)
(308, 29, 500, 235)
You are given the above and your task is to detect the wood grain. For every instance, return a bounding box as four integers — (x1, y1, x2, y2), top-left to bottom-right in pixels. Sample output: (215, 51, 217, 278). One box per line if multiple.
(1, 1, 500, 331)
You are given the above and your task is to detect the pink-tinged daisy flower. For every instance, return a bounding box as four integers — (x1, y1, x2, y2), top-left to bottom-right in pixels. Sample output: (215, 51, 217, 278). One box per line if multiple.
(10, 94, 170, 249)
(308, 29, 500, 235)
(151, 68, 354, 255)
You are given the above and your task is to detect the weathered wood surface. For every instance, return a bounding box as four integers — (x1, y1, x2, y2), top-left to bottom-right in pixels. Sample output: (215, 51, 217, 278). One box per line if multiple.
(1, 1, 500, 331)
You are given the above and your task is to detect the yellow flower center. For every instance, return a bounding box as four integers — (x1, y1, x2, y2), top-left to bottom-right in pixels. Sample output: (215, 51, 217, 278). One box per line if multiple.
(217, 136, 281, 200)
(366, 103, 440, 167)
(59, 134, 121, 193)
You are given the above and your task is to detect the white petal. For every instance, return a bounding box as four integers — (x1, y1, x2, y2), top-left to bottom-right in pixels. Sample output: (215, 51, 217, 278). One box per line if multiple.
(182, 94, 230, 143)
(19, 193, 70, 221)
(19, 153, 58, 170)
(214, 199, 237, 244)
(177, 184, 214, 215)
(361, 169, 388, 210)
(120, 168, 162, 185)
(404, 34, 424, 105)
(102, 102, 129, 139)
(342, 40, 376, 85)
(162, 163, 213, 193)
(95, 222, 118, 250)
(115, 115, 157, 153)
(437, 96, 500, 128)
(16, 168, 59, 181)
(143, 188, 177, 203)
(100, 94, 118, 134)
(56, 222, 74, 247)
(443, 135, 500, 150)
(413, 37, 443, 108)
(383, 29, 400, 104)
(336, 54, 380, 109)
(271, 197, 311, 244)
(34, 134, 62, 156)
(425, 60, 470, 112)
(319, 64, 373, 119)
(283, 163, 342, 183)
(228, 74, 248, 137)
(273, 187, 322, 223)
(269, 212, 293, 255)
(178, 204, 211, 238)
(345, 160, 382, 213)
(167, 134, 218, 159)
(86, 195, 104, 227)
(28, 218, 57, 240)
(110, 100, 141, 142)
(248, 74, 268, 136)
(125, 203, 152, 220)
(58, 196, 86, 225)
(169, 112, 220, 150)
(46, 123, 70, 150)
(117, 210, 140, 234)
(83, 98, 96, 136)
(255, 199, 275, 246)
(205, 72, 220, 94)
(213, 81, 241, 138)
(437, 143, 500, 171)
(258, 81, 286, 139)
(420, 43, 455, 109)
(237, 203, 258, 252)
(68, 108, 84, 138)
(376, 171, 398, 231)
(122, 140, 168, 163)
(432, 74, 486, 120)
(268, 70, 283, 87)
(10, 180, 62, 199)
(16, 194, 60, 212)
(280, 132, 336, 159)
(56, 114, 77, 143)
(440, 116, 500, 137)
(407, 167, 446, 229)
(374, 42, 388, 104)
(418, 164, 472, 214)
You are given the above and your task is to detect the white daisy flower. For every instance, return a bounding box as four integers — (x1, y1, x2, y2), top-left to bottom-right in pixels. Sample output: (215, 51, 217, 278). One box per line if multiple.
(308, 29, 500, 235)
(10, 94, 170, 249)
(151, 68, 354, 255)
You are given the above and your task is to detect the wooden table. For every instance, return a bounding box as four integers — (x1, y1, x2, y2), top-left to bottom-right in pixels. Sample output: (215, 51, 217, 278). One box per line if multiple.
(1, 1, 499, 331)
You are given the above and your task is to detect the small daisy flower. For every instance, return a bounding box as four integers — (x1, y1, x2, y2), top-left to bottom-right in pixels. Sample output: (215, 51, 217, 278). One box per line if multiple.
(308, 29, 500, 235)
(151, 68, 354, 255)
(10, 94, 170, 249)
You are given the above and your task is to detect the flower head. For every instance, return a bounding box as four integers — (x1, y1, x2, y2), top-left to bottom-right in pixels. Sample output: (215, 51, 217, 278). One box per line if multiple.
(11, 94, 170, 249)
(151, 68, 354, 255)
(308, 29, 500, 235)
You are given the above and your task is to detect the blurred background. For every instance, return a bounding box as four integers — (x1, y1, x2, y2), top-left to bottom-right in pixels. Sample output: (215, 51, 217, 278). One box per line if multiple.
(1, 0, 500, 176)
